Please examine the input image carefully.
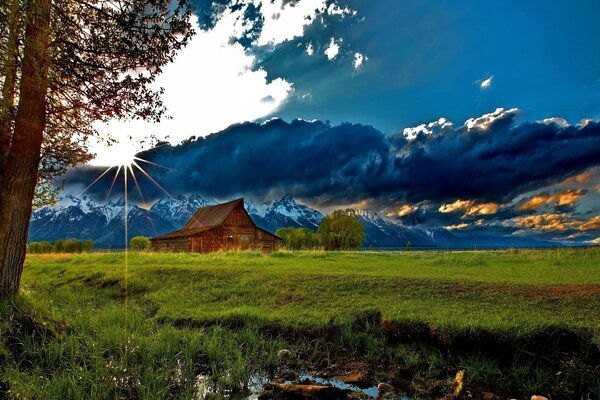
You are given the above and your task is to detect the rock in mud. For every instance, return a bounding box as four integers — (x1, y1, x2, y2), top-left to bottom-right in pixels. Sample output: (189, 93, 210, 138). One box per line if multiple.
(531, 396, 549, 400)
(335, 372, 370, 388)
(258, 382, 367, 400)
(277, 348, 293, 360)
(376, 382, 395, 399)
(482, 392, 502, 400)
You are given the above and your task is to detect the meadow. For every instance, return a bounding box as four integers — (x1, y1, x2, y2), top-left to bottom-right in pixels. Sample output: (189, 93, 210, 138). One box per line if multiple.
(1, 249, 599, 399)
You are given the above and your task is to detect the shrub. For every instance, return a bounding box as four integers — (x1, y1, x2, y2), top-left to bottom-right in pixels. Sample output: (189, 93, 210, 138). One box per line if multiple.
(27, 242, 41, 254)
(54, 239, 65, 252)
(26, 241, 55, 254)
(317, 209, 364, 250)
(38, 241, 54, 253)
(130, 236, 151, 251)
(81, 240, 94, 252)
(63, 238, 80, 253)
(275, 227, 321, 250)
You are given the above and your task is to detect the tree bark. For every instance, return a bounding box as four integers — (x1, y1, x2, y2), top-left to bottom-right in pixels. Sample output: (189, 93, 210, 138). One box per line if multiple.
(0, 0, 22, 178)
(0, 0, 51, 297)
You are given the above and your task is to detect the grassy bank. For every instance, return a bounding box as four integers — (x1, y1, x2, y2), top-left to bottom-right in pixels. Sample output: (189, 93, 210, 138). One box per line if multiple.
(1, 249, 599, 399)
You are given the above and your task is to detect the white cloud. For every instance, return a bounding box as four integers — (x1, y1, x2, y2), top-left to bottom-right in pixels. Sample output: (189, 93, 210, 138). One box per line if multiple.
(353, 52, 367, 69)
(306, 43, 314, 56)
(540, 117, 569, 127)
(90, 13, 293, 166)
(480, 75, 493, 89)
(326, 3, 357, 17)
(464, 107, 520, 132)
(403, 117, 453, 140)
(325, 37, 340, 60)
(256, 0, 334, 46)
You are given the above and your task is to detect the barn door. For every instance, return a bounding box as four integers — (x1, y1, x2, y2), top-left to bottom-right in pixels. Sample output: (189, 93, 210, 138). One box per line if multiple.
(226, 235, 234, 251)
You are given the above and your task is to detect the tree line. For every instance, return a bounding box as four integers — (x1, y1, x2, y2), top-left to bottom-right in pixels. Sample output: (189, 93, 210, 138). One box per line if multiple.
(27, 238, 94, 254)
(276, 209, 365, 251)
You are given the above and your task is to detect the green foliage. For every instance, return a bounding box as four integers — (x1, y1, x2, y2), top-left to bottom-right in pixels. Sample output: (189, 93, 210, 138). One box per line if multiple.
(63, 239, 80, 253)
(27, 239, 93, 254)
(406, 241, 412, 251)
(54, 239, 65, 253)
(317, 209, 365, 250)
(80, 240, 94, 253)
(130, 236, 151, 251)
(275, 227, 321, 250)
(26, 242, 40, 254)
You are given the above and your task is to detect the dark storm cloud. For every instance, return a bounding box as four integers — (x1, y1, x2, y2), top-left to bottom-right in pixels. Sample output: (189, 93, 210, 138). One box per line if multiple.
(64, 112, 600, 210)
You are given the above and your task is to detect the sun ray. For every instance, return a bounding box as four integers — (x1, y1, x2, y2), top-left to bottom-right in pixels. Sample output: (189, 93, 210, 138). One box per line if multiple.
(104, 165, 122, 204)
(74, 166, 113, 198)
(132, 161, 174, 199)
(134, 156, 182, 173)
(128, 164, 145, 204)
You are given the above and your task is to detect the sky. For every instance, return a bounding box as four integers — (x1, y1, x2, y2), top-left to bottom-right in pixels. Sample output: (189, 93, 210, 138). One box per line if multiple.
(71, 0, 600, 244)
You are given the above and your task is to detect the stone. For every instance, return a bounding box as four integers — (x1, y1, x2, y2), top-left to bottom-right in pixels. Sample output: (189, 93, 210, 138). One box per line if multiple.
(531, 396, 549, 400)
(335, 373, 370, 388)
(259, 382, 350, 400)
(377, 382, 394, 399)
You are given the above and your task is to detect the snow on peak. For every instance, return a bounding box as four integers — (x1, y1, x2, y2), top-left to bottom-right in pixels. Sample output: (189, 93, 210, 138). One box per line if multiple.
(264, 195, 323, 226)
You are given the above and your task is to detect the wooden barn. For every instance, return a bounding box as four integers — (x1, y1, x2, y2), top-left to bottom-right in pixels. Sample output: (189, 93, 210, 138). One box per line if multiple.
(150, 198, 281, 253)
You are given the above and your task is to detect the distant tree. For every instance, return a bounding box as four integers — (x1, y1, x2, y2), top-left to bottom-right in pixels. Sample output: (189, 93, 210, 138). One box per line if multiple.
(63, 238, 79, 253)
(130, 236, 151, 251)
(26, 241, 54, 254)
(81, 240, 94, 253)
(406, 242, 412, 251)
(38, 241, 54, 253)
(27, 242, 40, 254)
(275, 227, 321, 250)
(54, 239, 65, 253)
(317, 209, 365, 251)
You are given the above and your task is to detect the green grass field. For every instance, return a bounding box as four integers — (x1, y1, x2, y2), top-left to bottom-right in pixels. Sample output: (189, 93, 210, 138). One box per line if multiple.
(1, 249, 600, 399)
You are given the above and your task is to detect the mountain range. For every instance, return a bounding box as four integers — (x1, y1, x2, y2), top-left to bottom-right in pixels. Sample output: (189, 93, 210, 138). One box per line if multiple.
(29, 194, 555, 249)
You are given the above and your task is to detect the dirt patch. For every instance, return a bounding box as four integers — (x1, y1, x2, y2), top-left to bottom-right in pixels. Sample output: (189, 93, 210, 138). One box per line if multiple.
(524, 284, 600, 298)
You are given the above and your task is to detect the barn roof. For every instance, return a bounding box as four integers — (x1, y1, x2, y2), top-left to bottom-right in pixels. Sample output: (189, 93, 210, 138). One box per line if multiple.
(183, 198, 244, 229)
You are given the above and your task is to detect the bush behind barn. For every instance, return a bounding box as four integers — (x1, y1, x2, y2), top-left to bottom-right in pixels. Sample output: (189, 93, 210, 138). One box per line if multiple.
(276, 209, 365, 250)
(27, 238, 94, 254)
(130, 236, 151, 251)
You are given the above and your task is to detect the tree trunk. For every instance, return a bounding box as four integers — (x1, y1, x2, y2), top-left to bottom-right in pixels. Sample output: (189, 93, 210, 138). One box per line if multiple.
(0, 0, 51, 298)
(0, 0, 22, 178)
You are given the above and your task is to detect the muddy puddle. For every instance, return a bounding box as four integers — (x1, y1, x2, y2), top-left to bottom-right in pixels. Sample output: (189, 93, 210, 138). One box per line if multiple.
(195, 372, 412, 399)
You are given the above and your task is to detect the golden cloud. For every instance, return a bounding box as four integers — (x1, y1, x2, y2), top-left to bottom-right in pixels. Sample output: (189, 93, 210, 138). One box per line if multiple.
(560, 171, 591, 185)
(556, 189, 587, 206)
(387, 203, 418, 217)
(515, 213, 600, 232)
(579, 216, 600, 231)
(438, 199, 499, 217)
(518, 189, 586, 211)
(514, 213, 577, 232)
(446, 223, 469, 230)
(590, 237, 600, 244)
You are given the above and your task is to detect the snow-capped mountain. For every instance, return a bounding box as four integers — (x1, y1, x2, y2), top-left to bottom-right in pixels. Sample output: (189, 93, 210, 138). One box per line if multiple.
(355, 209, 434, 247)
(150, 194, 216, 227)
(29, 194, 553, 248)
(29, 195, 176, 247)
(252, 195, 324, 232)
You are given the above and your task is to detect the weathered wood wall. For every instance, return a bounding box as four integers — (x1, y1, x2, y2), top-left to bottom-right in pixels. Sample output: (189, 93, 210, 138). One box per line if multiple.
(151, 237, 189, 252)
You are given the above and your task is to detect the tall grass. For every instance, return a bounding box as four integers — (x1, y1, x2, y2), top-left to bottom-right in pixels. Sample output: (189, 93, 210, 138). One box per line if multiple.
(0, 249, 598, 398)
